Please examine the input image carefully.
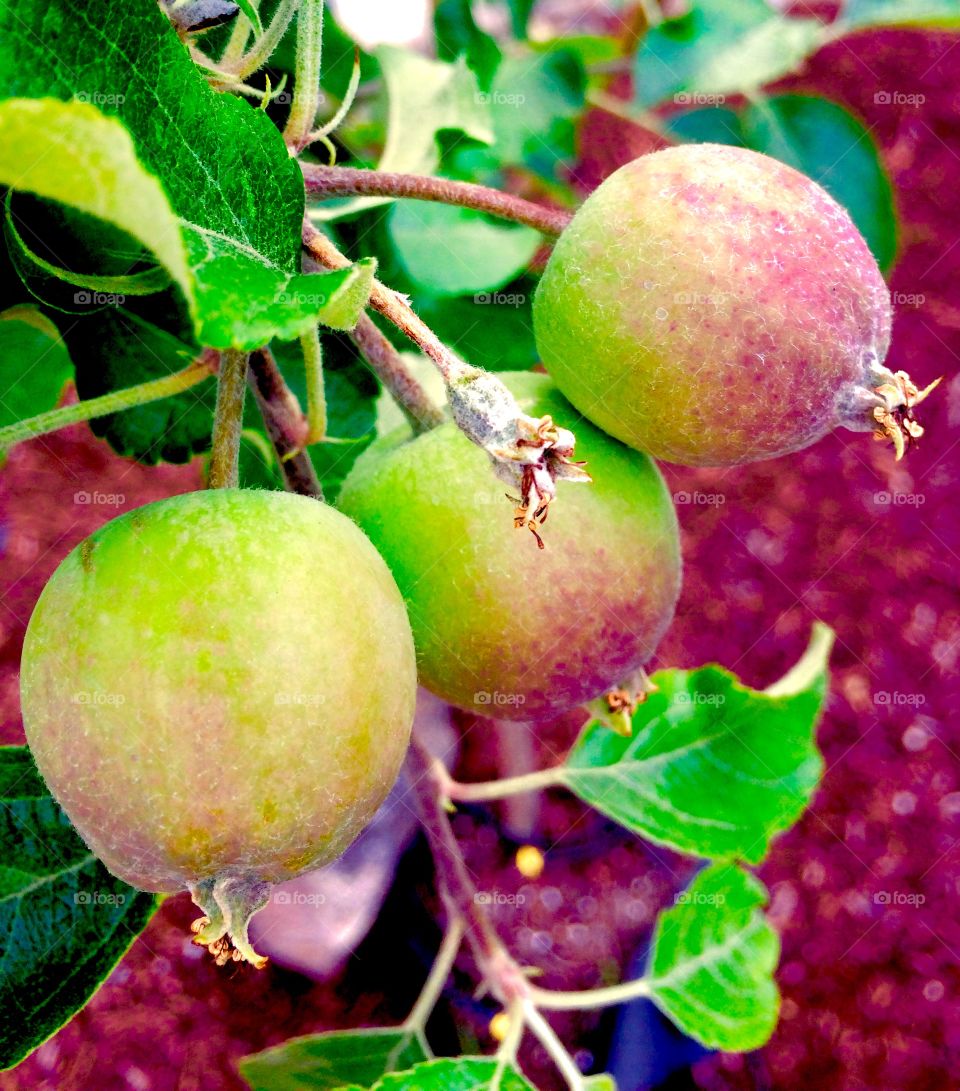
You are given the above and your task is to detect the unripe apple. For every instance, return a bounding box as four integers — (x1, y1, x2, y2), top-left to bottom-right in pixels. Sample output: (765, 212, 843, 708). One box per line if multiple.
(20, 489, 416, 966)
(338, 372, 681, 722)
(534, 143, 937, 466)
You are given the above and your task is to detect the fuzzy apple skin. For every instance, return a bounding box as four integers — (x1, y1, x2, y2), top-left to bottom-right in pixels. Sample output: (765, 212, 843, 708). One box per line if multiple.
(533, 143, 893, 466)
(338, 372, 681, 721)
(20, 489, 416, 894)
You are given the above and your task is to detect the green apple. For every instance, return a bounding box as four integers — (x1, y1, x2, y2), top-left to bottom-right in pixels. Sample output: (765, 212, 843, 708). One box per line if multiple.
(533, 144, 932, 466)
(20, 488, 416, 966)
(338, 371, 681, 722)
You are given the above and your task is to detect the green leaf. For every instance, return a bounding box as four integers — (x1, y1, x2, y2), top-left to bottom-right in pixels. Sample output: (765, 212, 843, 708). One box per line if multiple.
(0, 98, 372, 349)
(235, 0, 264, 36)
(69, 300, 215, 464)
(842, 0, 960, 27)
(7, 199, 371, 349)
(0, 307, 73, 431)
(647, 865, 780, 1051)
(0, 0, 299, 260)
(387, 203, 540, 297)
(435, 0, 503, 91)
(240, 1026, 430, 1090)
(635, 0, 825, 107)
(544, 34, 623, 70)
(413, 286, 539, 372)
(0, 98, 190, 298)
(488, 47, 585, 180)
(270, 332, 379, 500)
(312, 48, 493, 221)
(237, 427, 284, 490)
(741, 95, 897, 271)
(505, 0, 537, 37)
(583, 1078, 617, 1091)
(373, 1058, 536, 1091)
(307, 262, 377, 331)
(664, 105, 746, 146)
(563, 628, 830, 864)
(0, 2, 374, 352)
(0, 746, 157, 1071)
(183, 228, 376, 345)
(4, 197, 170, 314)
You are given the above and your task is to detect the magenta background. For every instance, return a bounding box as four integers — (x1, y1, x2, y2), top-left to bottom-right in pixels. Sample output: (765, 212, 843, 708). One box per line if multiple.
(1, 24, 958, 1091)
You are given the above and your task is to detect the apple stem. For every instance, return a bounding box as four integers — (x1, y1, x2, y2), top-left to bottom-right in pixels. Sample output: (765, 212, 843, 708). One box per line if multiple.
(247, 346, 325, 499)
(406, 737, 505, 964)
(300, 324, 327, 444)
(208, 349, 249, 489)
(303, 164, 573, 237)
(521, 1000, 587, 1090)
(229, 0, 300, 81)
(283, 0, 324, 152)
(350, 312, 446, 433)
(764, 622, 835, 698)
(302, 219, 475, 386)
(408, 727, 671, 1079)
(302, 220, 590, 537)
(438, 763, 565, 804)
(0, 353, 217, 456)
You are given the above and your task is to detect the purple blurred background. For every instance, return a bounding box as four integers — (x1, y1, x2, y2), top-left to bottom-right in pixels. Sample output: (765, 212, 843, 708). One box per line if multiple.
(1, 21, 958, 1091)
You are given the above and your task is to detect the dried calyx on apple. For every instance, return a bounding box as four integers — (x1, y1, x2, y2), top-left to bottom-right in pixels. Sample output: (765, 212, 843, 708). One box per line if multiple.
(534, 143, 939, 467)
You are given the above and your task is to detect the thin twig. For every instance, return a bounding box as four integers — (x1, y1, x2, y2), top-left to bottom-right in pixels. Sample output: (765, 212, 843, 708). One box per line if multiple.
(300, 231, 443, 428)
(302, 221, 471, 384)
(0, 354, 216, 454)
(231, 0, 300, 80)
(302, 220, 591, 542)
(300, 324, 327, 443)
(247, 346, 323, 500)
(284, 0, 324, 150)
(350, 314, 445, 433)
(404, 916, 466, 1030)
(440, 765, 564, 805)
(303, 164, 573, 237)
(521, 1000, 586, 1091)
(406, 738, 505, 966)
(406, 730, 663, 1069)
(208, 348, 249, 489)
(493, 997, 525, 1071)
(526, 978, 650, 1012)
(407, 737, 538, 1015)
